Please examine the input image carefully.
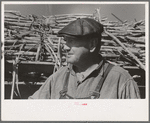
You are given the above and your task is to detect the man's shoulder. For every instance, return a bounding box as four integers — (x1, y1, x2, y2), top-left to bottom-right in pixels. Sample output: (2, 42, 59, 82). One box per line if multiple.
(110, 65, 132, 79)
(53, 65, 69, 77)
(107, 64, 136, 90)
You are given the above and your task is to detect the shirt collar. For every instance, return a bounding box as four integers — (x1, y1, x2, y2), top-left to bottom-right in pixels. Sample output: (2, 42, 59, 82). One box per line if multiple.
(67, 55, 105, 81)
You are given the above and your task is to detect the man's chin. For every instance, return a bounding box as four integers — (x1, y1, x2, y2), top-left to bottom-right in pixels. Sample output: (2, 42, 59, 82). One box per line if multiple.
(67, 60, 73, 64)
(67, 59, 75, 64)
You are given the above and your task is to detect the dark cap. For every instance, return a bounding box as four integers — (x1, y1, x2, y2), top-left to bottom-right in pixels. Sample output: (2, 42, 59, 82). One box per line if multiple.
(57, 18, 104, 39)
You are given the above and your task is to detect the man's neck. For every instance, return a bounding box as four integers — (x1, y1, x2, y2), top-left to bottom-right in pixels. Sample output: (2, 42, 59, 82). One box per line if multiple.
(73, 54, 101, 73)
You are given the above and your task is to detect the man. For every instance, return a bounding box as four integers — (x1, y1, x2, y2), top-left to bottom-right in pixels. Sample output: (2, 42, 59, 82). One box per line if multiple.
(29, 18, 140, 99)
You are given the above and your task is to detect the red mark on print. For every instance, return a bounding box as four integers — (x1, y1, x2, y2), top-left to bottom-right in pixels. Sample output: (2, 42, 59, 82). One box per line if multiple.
(74, 102, 87, 105)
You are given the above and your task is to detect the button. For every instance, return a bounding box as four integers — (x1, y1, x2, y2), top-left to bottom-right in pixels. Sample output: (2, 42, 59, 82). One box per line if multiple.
(77, 81, 82, 85)
(81, 74, 84, 79)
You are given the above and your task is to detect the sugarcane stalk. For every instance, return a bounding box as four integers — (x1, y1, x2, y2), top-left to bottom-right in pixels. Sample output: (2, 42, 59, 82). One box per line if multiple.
(117, 49, 138, 65)
(101, 54, 120, 58)
(47, 37, 56, 51)
(24, 36, 41, 40)
(57, 37, 62, 67)
(140, 53, 145, 57)
(12, 51, 37, 56)
(5, 46, 37, 51)
(130, 32, 145, 37)
(105, 29, 145, 70)
(6, 55, 35, 59)
(106, 26, 123, 30)
(129, 30, 145, 33)
(56, 18, 76, 23)
(100, 49, 114, 52)
(5, 21, 31, 27)
(43, 56, 55, 59)
(5, 19, 32, 23)
(44, 59, 54, 62)
(101, 46, 122, 49)
(5, 15, 31, 21)
(46, 44, 58, 62)
(5, 25, 30, 30)
(5, 10, 21, 13)
(5, 40, 39, 45)
(10, 60, 16, 99)
(35, 34, 43, 61)
(5, 44, 37, 48)
(7, 27, 29, 32)
(15, 58, 21, 98)
(13, 30, 35, 39)
(9, 51, 54, 56)
(111, 13, 124, 24)
(139, 50, 145, 54)
(56, 23, 68, 27)
(96, 8, 101, 23)
(5, 11, 26, 18)
(102, 23, 115, 26)
(44, 44, 55, 61)
(134, 44, 145, 48)
(107, 30, 129, 33)
(125, 36, 145, 44)
(139, 58, 145, 62)
(133, 20, 145, 28)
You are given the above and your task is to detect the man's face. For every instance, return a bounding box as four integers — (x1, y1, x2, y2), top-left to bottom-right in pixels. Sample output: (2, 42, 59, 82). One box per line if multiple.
(63, 36, 90, 66)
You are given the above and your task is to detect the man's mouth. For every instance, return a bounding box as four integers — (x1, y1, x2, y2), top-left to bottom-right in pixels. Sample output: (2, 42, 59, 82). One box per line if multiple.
(67, 53, 73, 58)
(68, 53, 73, 55)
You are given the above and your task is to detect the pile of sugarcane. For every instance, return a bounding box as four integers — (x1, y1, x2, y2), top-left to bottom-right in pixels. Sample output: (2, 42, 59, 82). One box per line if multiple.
(4, 9, 145, 71)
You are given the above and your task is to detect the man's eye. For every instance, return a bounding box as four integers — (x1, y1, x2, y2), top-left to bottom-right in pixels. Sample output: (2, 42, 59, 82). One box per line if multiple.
(68, 39, 73, 42)
(63, 38, 66, 41)
(63, 42, 67, 45)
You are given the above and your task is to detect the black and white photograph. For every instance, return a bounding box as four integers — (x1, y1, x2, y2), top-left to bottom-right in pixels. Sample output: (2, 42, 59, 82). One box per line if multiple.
(1, 1, 149, 121)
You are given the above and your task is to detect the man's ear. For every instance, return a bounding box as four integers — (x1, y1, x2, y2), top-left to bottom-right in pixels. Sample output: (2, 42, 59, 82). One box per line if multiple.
(89, 38, 98, 53)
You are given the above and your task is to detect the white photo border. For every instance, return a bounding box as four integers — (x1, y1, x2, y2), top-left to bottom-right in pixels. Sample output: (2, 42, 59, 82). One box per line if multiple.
(1, 1, 149, 121)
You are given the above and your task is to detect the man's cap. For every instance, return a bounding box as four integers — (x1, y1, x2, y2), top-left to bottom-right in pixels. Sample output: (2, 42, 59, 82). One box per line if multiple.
(57, 18, 104, 39)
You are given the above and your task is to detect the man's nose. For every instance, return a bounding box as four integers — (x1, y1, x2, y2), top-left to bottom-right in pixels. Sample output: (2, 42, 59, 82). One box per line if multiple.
(63, 44, 70, 52)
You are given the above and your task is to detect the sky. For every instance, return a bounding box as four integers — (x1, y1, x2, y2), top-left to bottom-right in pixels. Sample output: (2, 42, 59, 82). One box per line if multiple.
(4, 3, 145, 22)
